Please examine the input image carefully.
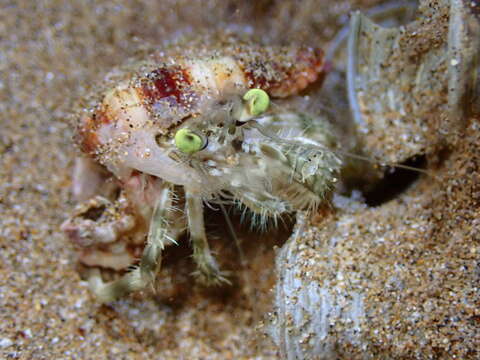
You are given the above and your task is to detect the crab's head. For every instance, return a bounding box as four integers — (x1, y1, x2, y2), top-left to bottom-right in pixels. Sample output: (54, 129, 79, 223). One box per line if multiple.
(163, 89, 341, 215)
(77, 75, 271, 192)
(76, 45, 338, 214)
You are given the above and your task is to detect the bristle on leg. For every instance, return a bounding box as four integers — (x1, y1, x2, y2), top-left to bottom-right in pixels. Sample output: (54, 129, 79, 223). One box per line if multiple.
(88, 185, 174, 303)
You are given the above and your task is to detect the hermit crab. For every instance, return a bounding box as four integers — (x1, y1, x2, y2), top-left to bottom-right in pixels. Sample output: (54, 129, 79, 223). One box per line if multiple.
(62, 36, 343, 302)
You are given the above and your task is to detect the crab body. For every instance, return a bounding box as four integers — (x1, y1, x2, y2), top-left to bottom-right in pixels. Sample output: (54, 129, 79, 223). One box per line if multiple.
(62, 37, 342, 302)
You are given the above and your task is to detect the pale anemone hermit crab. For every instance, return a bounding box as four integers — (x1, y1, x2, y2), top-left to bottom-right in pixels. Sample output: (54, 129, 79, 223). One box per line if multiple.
(62, 37, 342, 302)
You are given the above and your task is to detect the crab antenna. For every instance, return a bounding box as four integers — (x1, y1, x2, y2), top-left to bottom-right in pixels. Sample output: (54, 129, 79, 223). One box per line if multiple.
(333, 149, 432, 176)
(250, 121, 432, 176)
(219, 202, 246, 267)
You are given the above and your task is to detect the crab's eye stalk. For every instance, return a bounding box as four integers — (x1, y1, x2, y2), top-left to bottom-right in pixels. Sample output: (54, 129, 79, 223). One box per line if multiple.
(243, 89, 270, 116)
(174, 128, 207, 154)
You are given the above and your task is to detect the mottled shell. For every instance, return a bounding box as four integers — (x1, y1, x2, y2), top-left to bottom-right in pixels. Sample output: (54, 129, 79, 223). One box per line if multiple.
(76, 39, 325, 189)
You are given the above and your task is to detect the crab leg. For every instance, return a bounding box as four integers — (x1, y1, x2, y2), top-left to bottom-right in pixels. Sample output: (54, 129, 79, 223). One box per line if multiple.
(185, 191, 230, 285)
(89, 184, 174, 303)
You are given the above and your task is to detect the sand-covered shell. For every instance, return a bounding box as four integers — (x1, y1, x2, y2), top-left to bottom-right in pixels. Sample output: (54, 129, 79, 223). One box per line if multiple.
(75, 38, 325, 192)
(268, 2, 480, 358)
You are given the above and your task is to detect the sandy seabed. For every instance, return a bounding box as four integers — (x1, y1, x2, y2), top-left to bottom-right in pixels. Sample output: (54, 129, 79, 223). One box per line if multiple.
(1, 1, 479, 359)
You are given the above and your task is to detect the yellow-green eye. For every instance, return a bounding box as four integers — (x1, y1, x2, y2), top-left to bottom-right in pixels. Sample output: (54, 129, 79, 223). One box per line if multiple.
(174, 128, 205, 154)
(243, 88, 270, 116)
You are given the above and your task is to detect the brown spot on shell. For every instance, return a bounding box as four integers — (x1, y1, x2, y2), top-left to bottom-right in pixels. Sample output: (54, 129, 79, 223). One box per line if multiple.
(140, 66, 192, 105)
(76, 114, 100, 155)
(242, 47, 325, 97)
(138, 66, 199, 132)
(76, 109, 112, 155)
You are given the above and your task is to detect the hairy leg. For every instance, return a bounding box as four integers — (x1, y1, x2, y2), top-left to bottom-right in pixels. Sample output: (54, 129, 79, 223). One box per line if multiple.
(89, 184, 175, 302)
(185, 191, 230, 285)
